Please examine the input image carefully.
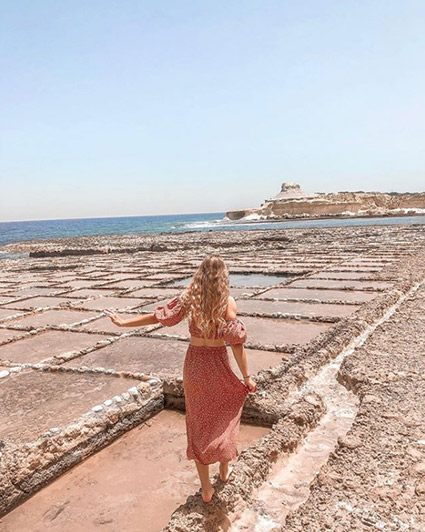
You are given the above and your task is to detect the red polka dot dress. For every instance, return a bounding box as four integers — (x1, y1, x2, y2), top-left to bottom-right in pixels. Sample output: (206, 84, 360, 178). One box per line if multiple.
(154, 296, 250, 465)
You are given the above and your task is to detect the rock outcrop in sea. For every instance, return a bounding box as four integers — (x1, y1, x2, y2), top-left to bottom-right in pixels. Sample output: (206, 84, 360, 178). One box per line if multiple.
(224, 182, 425, 221)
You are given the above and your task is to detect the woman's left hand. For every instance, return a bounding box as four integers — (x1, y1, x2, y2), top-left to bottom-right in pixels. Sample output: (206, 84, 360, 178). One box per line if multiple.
(244, 376, 258, 393)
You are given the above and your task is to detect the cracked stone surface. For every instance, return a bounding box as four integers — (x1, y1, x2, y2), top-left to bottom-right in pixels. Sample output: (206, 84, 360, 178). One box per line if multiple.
(283, 270, 425, 531)
(0, 369, 138, 444)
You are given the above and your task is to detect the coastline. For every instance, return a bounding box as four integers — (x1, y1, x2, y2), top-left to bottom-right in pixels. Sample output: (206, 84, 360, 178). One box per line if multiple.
(1, 221, 424, 261)
(222, 211, 425, 224)
(1, 213, 425, 257)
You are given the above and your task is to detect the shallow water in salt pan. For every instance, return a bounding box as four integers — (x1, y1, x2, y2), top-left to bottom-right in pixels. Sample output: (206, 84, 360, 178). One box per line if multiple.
(166, 273, 295, 288)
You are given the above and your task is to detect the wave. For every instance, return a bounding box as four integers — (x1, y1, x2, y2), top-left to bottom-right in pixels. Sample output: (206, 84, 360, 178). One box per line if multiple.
(178, 218, 279, 230)
(179, 219, 233, 229)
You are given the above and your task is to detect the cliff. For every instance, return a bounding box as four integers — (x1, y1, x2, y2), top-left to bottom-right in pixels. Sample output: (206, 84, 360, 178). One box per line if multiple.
(224, 182, 425, 221)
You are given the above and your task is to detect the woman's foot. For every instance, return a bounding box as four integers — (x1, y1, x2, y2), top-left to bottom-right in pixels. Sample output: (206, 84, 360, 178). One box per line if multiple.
(202, 485, 215, 503)
(219, 462, 233, 482)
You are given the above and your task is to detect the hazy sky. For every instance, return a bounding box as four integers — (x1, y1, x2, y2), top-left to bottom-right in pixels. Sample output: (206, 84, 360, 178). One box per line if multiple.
(1, 1, 424, 222)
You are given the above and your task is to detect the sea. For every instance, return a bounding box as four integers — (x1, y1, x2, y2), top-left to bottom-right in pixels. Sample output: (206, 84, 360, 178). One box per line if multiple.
(0, 212, 424, 258)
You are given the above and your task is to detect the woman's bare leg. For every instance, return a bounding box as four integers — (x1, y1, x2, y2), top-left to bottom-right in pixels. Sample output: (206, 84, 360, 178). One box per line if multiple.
(219, 461, 233, 482)
(194, 459, 215, 502)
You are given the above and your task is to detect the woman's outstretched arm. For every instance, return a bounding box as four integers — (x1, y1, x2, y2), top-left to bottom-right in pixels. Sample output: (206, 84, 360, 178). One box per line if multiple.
(104, 309, 159, 327)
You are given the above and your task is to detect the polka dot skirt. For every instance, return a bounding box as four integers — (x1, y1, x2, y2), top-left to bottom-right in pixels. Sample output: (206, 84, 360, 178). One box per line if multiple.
(183, 344, 249, 465)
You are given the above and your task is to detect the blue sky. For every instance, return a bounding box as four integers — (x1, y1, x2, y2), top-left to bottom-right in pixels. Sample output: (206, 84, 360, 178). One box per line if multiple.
(1, 0, 424, 222)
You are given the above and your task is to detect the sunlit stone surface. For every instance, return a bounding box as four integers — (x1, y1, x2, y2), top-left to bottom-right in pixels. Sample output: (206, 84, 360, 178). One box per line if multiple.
(0, 224, 424, 530)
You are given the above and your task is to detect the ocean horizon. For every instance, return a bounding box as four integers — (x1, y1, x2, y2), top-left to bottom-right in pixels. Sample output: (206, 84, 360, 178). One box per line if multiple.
(1, 212, 425, 251)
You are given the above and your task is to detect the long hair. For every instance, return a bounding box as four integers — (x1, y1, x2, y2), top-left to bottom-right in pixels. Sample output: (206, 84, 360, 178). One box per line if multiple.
(180, 254, 230, 339)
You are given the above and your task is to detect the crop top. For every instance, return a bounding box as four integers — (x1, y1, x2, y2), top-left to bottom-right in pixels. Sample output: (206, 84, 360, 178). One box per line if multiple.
(154, 295, 247, 345)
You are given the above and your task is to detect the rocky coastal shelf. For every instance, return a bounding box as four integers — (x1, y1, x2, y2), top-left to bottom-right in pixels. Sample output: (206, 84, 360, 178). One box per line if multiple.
(225, 182, 425, 221)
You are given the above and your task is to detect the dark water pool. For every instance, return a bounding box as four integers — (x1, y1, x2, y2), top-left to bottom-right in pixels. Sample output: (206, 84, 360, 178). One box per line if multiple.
(165, 272, 294, 288)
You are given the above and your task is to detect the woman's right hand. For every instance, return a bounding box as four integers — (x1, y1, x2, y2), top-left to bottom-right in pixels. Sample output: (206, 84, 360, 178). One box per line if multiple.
(244, 376, 258, 393)
(104, 309, 126, 327)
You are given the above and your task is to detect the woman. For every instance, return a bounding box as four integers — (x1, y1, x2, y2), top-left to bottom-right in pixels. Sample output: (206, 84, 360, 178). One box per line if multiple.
(104, 254, 257, 503)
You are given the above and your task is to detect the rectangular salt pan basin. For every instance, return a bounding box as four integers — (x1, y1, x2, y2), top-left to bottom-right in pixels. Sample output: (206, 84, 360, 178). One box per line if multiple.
(0, 409, 269, 532)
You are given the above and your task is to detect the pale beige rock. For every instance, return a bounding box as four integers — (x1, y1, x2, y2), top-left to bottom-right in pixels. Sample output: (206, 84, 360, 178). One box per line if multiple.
(225, 182, 425, 221)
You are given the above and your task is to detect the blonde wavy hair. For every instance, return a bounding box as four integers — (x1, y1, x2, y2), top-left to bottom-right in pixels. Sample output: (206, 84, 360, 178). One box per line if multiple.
(180, 254, 230, 338)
